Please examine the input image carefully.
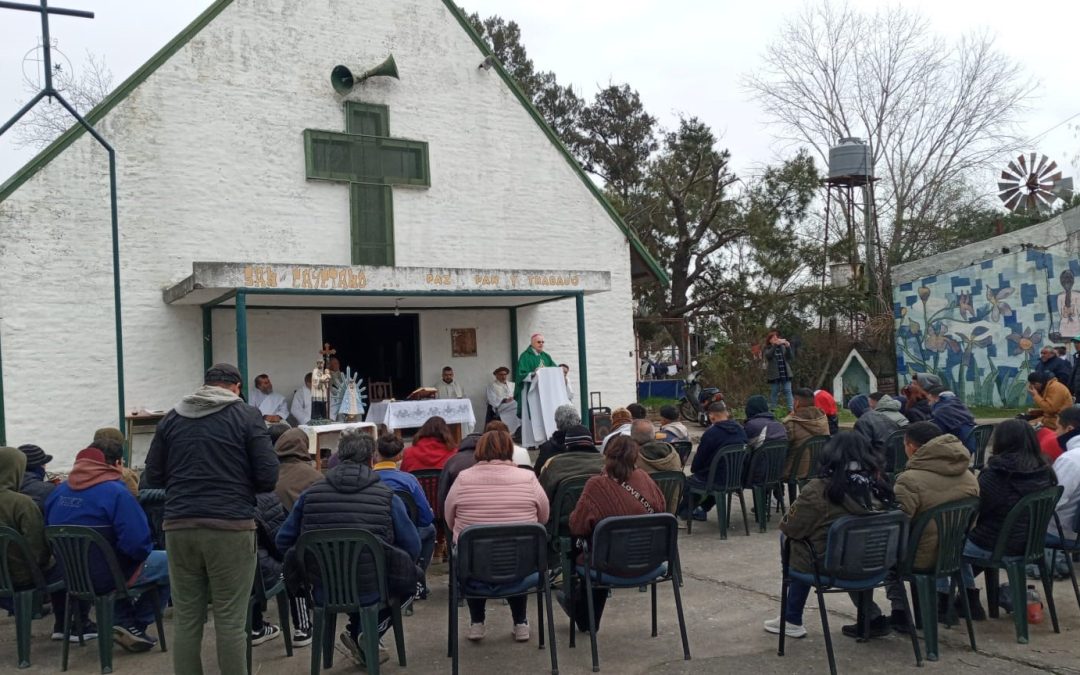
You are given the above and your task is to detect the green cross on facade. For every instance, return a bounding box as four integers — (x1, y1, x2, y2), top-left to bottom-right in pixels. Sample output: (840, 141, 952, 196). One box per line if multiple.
(304, 102, 430, 266)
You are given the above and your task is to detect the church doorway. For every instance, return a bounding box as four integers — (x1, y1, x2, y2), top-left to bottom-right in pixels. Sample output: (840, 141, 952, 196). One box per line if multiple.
(321, 314, 419, 401)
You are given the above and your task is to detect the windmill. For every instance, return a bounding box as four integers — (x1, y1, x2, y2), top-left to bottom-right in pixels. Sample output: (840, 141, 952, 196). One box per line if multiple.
(998, 153, 1074, 213)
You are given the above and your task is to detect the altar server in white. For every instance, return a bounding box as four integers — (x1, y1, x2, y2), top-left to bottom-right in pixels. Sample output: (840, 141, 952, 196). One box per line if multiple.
(486, 366, 520, 434)
(250, 374, 289, 423)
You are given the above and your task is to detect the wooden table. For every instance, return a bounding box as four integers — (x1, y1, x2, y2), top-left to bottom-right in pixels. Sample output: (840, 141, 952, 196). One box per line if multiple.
(298, 421, 378, 471)
(124, 411, 166, 466)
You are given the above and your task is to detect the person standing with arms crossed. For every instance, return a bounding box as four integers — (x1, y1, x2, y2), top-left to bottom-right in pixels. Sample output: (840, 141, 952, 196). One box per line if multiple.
(144, 363, 279, 674)
(763, 330, 795, 412)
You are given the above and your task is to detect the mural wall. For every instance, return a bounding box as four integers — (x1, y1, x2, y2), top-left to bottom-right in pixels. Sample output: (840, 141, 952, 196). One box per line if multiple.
(894, 246, 1080, 407)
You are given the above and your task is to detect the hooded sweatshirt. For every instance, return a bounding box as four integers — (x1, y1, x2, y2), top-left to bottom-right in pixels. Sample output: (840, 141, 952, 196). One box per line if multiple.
(401, 436, 455, 472)
(874, 395, 909, 427)
(0, 447, 53, 586)
(930, 394, 976, 452)
(969, 451, 1057, 554)
(690, 419, 749, 482)
(45, 455, 152, 590)
(636, 440, 682, 473)
(850, 395, 903, 457)
(273, 428, 322, 512)
(894, 434, 980, 568)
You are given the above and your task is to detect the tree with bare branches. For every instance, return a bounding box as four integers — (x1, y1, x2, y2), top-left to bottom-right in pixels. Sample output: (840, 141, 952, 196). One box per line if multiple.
(13, 50, 113, 150)
(745, 1, 1034, 299)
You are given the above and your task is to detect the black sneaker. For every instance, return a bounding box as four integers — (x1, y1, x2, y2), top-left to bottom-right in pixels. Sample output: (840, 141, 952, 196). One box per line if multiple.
(52, 620, 98, 642)
(840, 615, 890, 639)
(113, 625, 157, 653)
(292, 627, 313, 648)
(250, 623, 281, 646)
(889, 610, 912, 634)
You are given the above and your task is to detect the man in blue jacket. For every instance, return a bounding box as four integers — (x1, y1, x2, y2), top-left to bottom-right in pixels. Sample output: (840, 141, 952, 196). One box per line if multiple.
(45, 447, 169, 652)
(926, 385, 977, 453)
(682, 402, 749, 520)
(372, 433, 436, 598)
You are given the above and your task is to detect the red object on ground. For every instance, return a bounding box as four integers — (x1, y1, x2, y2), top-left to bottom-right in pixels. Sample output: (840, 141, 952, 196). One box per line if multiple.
(1027, 585, 1044, 624)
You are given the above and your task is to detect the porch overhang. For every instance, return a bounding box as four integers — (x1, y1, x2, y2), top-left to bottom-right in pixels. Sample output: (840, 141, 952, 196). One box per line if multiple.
(163, 262, 610, 308)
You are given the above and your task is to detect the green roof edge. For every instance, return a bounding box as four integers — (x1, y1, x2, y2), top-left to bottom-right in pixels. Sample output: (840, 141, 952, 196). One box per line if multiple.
(0, 0, 237, 202)
(439, 1, 669, 287)
(0, 0, 671, 288)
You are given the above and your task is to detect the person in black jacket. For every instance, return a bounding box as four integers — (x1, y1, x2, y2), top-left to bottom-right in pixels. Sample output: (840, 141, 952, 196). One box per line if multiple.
(1067, 336, 1080, 398)
(950, 420, 1056, 620)
(17, 444, 55, 512)
(1036, 345, 1073, 384)
(682, 402, 749, 520)
(143, 363, 279, 675)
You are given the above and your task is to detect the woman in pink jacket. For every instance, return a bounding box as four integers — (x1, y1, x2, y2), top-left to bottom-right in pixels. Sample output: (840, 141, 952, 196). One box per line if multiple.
(445, 429, 550, 644)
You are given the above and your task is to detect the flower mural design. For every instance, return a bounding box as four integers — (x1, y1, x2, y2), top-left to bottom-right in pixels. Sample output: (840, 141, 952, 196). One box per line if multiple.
(923, 322, 960, 354)
(1006, 326, 1043, 357)
(986, 286, 1014, 322)
(957, 292, 975, 320)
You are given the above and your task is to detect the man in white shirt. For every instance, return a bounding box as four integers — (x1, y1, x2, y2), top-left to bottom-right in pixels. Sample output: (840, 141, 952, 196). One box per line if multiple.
(250, 373, 289, 423)
(436, 366, 465, 399)
(1052, 406, 1080, 541)
(290, 373, 313, 425)
(486, 366, 520, 433)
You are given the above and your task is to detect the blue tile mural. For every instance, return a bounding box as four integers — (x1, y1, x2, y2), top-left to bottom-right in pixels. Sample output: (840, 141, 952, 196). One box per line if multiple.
(894, 247, 1080, 407)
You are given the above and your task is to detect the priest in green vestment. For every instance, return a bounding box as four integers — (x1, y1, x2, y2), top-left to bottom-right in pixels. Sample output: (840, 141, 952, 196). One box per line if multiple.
(515, 333, 557, 415)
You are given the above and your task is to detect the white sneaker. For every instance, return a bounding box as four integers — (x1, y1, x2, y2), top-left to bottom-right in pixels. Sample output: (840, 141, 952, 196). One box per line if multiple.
(763, 617, 807, 638)
(512, 622, 530, 642)
(467, 622, 486, 641)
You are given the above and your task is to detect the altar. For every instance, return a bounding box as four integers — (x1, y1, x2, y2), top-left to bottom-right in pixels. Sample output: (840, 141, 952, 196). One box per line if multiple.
(298, 421, 377, 470)
(367, 398, 476, 443)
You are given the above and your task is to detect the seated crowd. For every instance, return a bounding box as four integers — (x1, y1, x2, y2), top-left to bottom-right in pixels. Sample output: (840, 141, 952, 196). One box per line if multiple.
(8, 360, 1080, 671)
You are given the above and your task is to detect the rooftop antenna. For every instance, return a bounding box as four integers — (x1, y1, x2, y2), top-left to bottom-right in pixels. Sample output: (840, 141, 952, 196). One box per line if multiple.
(0, 0, 126, 443)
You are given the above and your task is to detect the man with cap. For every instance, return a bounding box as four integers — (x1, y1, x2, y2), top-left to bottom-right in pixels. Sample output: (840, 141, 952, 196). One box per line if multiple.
(514, 333, 557, 416)
(46, 447, 169, 652)
(17, 443, 55, 512)
(925, 384, 977, 453)
(486, 366, 520, 433)
(143, 362, 279, 675)
(600, 407, 634, 452)
(1067, 336, 1080, 399)
(538, 424, 602, 501)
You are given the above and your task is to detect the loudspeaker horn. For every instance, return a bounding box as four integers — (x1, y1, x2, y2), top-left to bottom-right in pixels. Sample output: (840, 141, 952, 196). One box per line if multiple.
(331, 54, 399, 95)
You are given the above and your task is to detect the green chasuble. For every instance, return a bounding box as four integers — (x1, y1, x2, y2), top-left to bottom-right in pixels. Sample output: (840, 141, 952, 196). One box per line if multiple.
(515, 347, 557, 415)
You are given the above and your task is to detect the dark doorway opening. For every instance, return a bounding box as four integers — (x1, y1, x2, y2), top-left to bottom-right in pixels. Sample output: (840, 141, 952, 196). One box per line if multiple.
(321, 314, 420, 401)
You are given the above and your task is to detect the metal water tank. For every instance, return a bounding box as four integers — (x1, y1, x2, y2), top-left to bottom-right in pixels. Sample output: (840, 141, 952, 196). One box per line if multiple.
(828, 137, 873, 180)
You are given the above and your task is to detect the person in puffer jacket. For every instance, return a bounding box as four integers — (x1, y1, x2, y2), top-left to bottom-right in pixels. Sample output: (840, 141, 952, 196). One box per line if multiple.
(848, 394, 904, 459)
(870, 394, 910, 427)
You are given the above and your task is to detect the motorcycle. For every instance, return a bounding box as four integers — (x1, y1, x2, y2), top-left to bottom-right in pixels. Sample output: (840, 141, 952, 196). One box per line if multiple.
(679, 363, 724, 426)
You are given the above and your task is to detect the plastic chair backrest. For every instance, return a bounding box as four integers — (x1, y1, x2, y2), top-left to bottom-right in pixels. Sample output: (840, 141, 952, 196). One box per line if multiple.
(970, 424, 995, 470)
(410, 469, 442, 519)
(705, 444, 748, 491)
(799, 435, 831, 480)
(649, 471, 686, 516)
(394, 490, 420, 526)
(884, 430, 907, 474)
(754, 441, 789, 486)
(822, 511, 906, 580)
(44, 525, 129, 600)
(903, 497, 979, 576)
(990, 485, 1063, 564)
(588, 513, 677, 578)
(547, 475, 590, 540)
(456, 523, 546, 586)
(0, 526, 47, 597)
(671, 441, 693, 466)
(295, 528, 390, 611)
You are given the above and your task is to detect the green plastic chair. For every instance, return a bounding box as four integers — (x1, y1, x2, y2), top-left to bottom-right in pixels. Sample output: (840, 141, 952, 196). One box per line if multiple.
(245, 571, 294, 672)
(748, 441, 789, 533)
(45, 525, 167, 674)
(671, 441, 693, 467)
(295, 528, 406, 675)
(546, 475, 590, 647)
(796, 436, 830, 488)
(650, 471, 686, 518)
(980, 485, 1064, 644)
(899, 497, 980, 661)
(969, 424, 995, 472)
(687, 444, 749, 538)
(0, 526, 64, 669)
(884, 430, 908, 480)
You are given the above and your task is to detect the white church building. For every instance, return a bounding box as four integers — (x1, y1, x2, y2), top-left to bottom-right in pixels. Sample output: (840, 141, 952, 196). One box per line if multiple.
(0, 0, 665, 467)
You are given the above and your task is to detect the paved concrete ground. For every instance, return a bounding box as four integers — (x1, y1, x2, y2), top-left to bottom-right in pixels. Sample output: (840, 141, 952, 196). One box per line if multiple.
(4, 507, 1080, 675)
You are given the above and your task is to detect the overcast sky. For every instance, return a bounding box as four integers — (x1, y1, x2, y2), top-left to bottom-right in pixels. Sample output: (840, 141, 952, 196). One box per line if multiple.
(1, 0, 1077, 197)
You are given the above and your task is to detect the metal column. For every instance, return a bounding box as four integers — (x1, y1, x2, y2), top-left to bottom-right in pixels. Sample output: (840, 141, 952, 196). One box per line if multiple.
(509, 307, 519, 372)
(575, 293, 589, 428)
(236, 292, 249, 400)
(0, 324, 5, 445)
(202, 306, 213, 372)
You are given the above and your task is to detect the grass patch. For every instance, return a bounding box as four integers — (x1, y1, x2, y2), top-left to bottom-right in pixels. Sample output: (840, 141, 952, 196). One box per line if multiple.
(639, 397, 681, 410)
